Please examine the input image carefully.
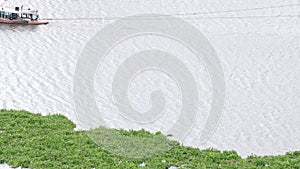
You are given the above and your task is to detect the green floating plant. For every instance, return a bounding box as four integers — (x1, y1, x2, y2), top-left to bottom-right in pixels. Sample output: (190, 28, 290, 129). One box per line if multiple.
(0, 109, 299, 169)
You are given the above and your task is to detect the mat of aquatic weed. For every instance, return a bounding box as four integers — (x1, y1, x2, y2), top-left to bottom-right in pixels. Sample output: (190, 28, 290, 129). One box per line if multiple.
(0, 110, 299, 168)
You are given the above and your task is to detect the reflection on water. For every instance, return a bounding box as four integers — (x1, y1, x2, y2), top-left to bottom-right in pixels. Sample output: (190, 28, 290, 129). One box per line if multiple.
(0, 23, 39, 32)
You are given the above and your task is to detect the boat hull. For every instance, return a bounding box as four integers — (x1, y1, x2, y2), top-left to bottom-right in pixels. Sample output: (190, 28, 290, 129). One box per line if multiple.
(0, 18, 49, 25)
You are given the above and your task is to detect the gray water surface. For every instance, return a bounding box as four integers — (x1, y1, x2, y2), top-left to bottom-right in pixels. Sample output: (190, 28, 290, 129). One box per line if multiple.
(0, 0, 299, 158)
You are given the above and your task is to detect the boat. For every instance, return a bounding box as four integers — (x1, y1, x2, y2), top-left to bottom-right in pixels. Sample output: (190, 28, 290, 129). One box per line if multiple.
(0, 5, 48, 25)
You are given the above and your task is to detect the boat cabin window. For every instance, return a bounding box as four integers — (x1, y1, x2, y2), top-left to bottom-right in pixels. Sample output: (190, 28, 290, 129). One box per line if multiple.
(0, 11, 18, 19)
(0, 11, 6, 18)
(0, 11, 11, 19)
(11, 13, 18, 19)
(21, 13, 29, 18)
(6, 12, 11, 19)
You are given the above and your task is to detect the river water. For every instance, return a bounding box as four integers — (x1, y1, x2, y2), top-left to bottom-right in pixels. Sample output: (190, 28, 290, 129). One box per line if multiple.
(0, 0, 299, 158)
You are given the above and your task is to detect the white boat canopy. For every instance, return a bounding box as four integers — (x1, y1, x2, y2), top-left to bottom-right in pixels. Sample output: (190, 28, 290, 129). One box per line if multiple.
(0, 5, 39, 20)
